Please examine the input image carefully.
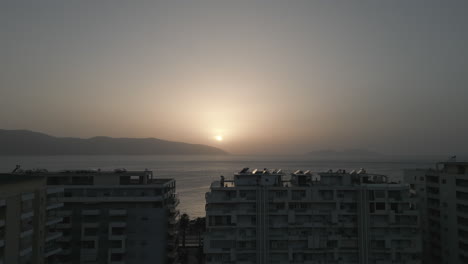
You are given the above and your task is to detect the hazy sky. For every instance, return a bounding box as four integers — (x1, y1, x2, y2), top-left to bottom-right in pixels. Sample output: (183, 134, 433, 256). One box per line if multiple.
(1, 0, 468, 155)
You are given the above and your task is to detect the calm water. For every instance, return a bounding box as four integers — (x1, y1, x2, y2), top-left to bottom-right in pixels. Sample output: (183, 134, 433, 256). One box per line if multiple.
(0, 155, 436, 217)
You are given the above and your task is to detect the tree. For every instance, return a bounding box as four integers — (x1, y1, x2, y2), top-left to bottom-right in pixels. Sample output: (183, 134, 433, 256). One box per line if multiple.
(193, 217, 206, 245)
(179, 213, 190, 248)
(193, 217, 206, 263)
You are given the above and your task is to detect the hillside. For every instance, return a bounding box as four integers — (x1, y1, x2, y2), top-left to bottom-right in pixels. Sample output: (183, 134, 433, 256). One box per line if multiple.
(0, 129, 227, 155)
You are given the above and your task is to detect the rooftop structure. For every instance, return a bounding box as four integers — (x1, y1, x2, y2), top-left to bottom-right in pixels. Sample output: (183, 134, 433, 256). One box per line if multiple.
(205, 168, 421, 264)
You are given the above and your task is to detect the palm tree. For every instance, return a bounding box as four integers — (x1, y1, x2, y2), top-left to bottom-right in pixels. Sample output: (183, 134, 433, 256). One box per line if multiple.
(193, 217, 206, 263)
(193, 217, 206, 246)
(179, 213, 190, 248)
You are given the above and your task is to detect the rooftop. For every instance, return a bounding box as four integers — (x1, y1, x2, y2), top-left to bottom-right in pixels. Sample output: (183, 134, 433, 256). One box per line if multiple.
(16, 168, 152, 175)
(0, 173, 44, 184)
(5, 168, 174, 186)
(213, 168, 394, 188)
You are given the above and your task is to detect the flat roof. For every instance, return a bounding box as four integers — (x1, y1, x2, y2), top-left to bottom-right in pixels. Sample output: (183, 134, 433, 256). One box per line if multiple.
(0, 173, 44, 184)
(18, 169, 152, 176)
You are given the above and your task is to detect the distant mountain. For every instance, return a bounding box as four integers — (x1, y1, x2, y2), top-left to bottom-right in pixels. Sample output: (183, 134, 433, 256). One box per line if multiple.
(307, 149, 383, 159)
(0, 129, 228, 155)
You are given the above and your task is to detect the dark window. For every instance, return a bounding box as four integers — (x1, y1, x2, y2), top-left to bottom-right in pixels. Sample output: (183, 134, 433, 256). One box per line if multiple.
(456, 179, 468, 187)
(376, 203, 386, 210)
(458, 166, 466, 175)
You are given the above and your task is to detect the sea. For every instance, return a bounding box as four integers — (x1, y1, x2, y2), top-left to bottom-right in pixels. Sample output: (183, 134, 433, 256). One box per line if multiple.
(0, 155, 437, 218)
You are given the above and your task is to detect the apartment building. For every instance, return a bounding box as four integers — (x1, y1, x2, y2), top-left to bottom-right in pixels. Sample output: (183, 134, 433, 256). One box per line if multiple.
(404, 161, 468, 264)
(205, 168, 421, 264)
(0, 174, 64, 264)
(40, 169, 179, 264)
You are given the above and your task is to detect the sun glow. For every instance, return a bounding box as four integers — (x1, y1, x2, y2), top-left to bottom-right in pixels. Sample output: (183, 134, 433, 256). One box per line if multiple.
(215, 135, 223, 141)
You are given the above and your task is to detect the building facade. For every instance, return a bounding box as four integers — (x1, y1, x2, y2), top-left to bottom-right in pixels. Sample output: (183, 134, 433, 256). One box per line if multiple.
(205, 168, 421, 264)
(0, 174, 64, 264)
(404, 161, 468, 264)
(39, 169, 179, 264)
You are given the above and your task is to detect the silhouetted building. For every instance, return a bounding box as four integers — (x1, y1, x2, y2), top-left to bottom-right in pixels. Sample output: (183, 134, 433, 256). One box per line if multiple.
(32, 169, 179, 264)
(405, 161, 468, 264)
(0, 174, 64, 264)
(205, 168, 421, 264)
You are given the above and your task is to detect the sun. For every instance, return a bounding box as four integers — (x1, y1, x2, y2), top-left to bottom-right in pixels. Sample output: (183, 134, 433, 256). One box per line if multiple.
(215, 135, 223, 141)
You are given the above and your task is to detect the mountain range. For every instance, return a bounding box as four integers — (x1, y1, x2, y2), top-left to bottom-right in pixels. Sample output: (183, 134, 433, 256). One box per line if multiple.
(0, 129, 227, 155)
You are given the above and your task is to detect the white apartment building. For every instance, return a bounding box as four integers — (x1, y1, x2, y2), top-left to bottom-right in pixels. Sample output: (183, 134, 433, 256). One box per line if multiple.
(0, 174, 64, 264)
(36, 169, 179, 264)
(205, 168, 421, 264)
(404, 161, 468, 264)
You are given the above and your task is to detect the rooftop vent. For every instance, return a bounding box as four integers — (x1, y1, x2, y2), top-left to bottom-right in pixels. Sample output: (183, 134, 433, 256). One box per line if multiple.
(357, 168, 366, 174)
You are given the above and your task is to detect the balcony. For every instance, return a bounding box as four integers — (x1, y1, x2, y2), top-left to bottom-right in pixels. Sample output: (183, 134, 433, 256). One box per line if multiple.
(19, 246, 33, 257)
(20, 211, 34, 220)
(46, 217, 63, 226)
(59, 248, 72, 255)
(83, 209, 100, 215)
(47, 187, 64, 195)
(20, 229, 34, 238)
(46, 203, 64, 211)
(21, 193, 35, 201)
(57, 222, 72, 229)
(109, 222, 127, 228)
(108, 247, 126, 254)
(109, 234, 126, 241)
(45, 232, 62, 242)
(109, 209, 127, 216)
(44, 246, 62, 257)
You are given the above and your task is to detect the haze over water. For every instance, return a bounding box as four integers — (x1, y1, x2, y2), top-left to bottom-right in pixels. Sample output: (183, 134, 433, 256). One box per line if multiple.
(0, 155, 436, 217)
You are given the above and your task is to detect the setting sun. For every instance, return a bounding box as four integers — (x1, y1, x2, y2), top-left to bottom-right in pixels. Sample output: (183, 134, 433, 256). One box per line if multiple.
(215, 135, 223, 141)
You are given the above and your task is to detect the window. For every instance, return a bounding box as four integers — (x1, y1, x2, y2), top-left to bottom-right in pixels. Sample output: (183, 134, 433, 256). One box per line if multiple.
(376, 202, 386, 210)
(82, 240, 95, 249)
(456, 179, 468, 187)
(458, 166, 466, 175)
